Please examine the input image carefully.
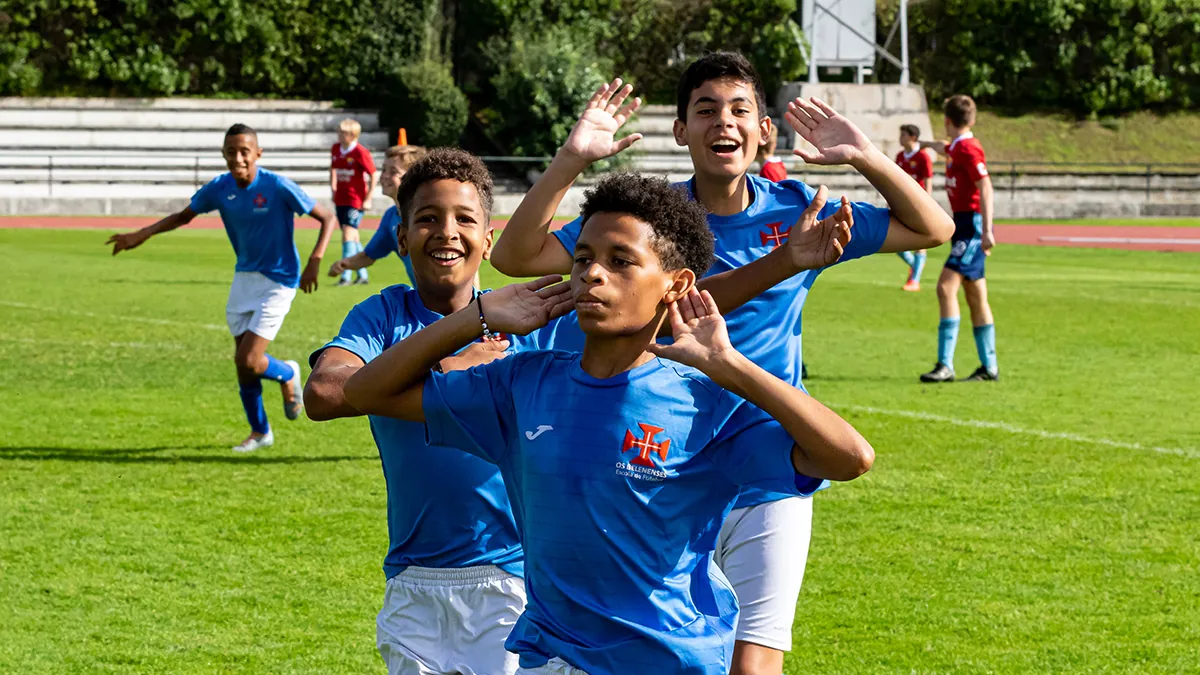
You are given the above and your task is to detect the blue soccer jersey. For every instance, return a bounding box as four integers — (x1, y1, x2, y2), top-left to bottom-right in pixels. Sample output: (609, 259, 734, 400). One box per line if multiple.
(189, 167, 316, 288)
(553, 174, 890, 507)
(423, 352, 821, 674)
(310, 284, 584, 579)
(362, 205, 416, 283)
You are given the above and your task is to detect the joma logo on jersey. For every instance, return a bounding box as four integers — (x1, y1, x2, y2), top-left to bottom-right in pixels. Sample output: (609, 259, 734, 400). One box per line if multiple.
(759, 222, 791, 249)
(622, 423, 671, 467)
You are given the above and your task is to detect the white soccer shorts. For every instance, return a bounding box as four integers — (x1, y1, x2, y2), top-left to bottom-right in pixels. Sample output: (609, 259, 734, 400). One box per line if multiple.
(376, 565, 526, 675)
(224, 271, 296, 341)
(713, 495, 814, 652)
(515, 658, 588, 674)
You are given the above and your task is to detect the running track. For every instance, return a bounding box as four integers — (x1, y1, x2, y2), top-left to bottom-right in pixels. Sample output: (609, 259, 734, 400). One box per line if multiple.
(3, 216, 1199, 252)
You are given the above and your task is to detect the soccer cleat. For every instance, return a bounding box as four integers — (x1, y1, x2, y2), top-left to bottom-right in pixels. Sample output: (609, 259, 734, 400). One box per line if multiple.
(964, 366, 999, 382)
(919, 363, 955, 383)
(233, 431, 274, 453)
(282, 359, 304, 420)
(903, 279, 921, 292)
(801, 362, 809, 380)
(336, 278, 352, 287)
(353, 276, 369, 285)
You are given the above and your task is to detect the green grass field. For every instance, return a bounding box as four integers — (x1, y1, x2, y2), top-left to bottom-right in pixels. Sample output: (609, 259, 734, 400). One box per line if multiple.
(2, 227, 1197, 673)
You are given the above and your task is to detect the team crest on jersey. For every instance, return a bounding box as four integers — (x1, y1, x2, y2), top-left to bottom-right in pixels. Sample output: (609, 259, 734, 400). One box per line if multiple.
(616, 423, 670, 482)
(253, 193, 268, 211)
(759, 222, 791, 249)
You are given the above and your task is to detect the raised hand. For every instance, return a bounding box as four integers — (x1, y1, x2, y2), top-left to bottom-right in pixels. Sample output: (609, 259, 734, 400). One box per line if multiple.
(106, 230, 150, 255)
(647, 289, 734, 370)
(440, 338, 511, 372)
(560, 78, 644, 164)
(785, 185, 853, 271)
(786, 98, 873, 166)
(477, 275, 575, 336)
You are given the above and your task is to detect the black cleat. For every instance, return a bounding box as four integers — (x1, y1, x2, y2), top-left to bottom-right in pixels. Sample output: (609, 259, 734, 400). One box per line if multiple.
(964, 366, 999, 382)
(802, 362, 809, 380)
(920, 363, 955, 383)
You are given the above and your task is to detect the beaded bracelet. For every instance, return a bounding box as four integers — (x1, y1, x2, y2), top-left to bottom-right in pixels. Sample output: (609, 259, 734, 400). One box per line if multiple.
(476, 295, 495, 341)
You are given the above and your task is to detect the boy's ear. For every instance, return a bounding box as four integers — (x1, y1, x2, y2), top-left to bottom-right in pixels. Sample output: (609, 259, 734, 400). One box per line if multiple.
(397, 227, 409, 257)
(661, 268, 697, 305)
(480, 227, 496, 261)
(757, 115, 773, 148)
(672, 119, 688, 147)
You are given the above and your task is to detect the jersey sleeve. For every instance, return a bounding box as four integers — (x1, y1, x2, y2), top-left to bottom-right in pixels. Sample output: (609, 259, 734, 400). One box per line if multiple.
(360, 147, 377, 175)
(703, 392, 822, 496)
(916, 151, 935, 180)
(188, 177, 220, 215)
(363, 208, 400, 260)
(309, 293, 393, 367)
(550, 215, 585, 256)
(965, 144, 988, 182)
(278, 175, 318, 215)
(422, 355, 521, 464)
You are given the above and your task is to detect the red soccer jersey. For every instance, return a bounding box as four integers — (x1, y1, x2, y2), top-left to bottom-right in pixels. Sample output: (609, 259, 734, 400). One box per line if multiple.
(759, 157, 787, 182)
(945, 133, 988, 212)
(895, 148, 934, 185)
(331, 142, 377, 209)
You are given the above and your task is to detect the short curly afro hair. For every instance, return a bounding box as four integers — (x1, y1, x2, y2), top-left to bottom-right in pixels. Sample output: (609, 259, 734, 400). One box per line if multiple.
(395, 147, 494, 224)
(579, 173, 713, 275)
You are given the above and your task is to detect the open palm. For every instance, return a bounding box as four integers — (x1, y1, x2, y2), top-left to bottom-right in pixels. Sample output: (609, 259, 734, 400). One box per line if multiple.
(786, 97, 872, 166)
(647, 290, 733, 370)
(478, 275, 575, 336)
(561, 78, 643, 163)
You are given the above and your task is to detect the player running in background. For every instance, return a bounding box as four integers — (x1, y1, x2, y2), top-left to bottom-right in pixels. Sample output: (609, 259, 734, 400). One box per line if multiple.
(490, 55, 952, 675)
(306, 149, 854, 675)
(331, 118, 379, 286)
(920, 95, 999, 383)
(342, 172, 874, 675)
(757, 125, 787, 182)
(107, 124, 337, 452)
(328, 144, 426, 285)
(895, 123, 934, 291)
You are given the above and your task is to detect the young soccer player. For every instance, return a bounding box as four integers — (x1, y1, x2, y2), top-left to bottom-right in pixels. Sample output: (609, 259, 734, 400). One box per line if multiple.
(331, 118, 379, 286)
(919, 95, 999, 382)
(328, 144, 426, 285)
(341, 171, 875, 675)
(107, 124, 337, 452)
(306, 150, 854, 675)
(895, 123, 934, 291)
(490, 55, 953, 675)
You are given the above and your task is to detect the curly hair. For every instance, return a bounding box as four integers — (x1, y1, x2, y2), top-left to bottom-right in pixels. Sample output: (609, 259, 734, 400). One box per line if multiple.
(395, 148, 494, 223)
(579, 173, 713, 275)
(676, 51, 767, 122)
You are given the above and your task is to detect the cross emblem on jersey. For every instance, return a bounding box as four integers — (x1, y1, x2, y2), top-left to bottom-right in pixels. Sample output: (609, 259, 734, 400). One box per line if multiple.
(622, 423, 671, 468)
(253, 193, 267, 208)
(759, 222, 791, 249)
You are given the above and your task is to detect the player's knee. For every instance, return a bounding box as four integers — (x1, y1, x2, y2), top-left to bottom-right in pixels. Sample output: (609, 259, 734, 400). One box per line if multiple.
(232, 350, 259, 373)
(730, 643, 784, 675)
(936, 280, 955, 301)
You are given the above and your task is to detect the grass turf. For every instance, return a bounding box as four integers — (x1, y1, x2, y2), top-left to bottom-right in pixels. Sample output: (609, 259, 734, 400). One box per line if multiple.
(1, 227, 1197, 673)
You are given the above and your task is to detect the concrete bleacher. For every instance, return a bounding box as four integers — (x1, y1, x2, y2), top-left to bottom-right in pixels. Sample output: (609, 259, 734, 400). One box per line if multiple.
(0, 98, 386, 214)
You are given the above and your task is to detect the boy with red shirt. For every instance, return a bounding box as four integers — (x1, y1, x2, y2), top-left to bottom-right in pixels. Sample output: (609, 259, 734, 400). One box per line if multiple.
(895, 124, 934, 291)
(331, 118, 379, 286)
(920, 95, 999, 382)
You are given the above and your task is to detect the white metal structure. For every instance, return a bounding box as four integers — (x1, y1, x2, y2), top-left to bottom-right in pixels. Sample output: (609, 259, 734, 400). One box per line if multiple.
(803, 0, 911, 85)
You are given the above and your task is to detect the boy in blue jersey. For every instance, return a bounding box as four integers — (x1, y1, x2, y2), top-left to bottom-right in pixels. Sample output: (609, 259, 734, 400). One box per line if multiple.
(107, 124, 337, 452)
(305, 148, 855, 675)
(342, 171, 875, 675)
(490, 54, 953, 675)
(329, 145, 426, 285)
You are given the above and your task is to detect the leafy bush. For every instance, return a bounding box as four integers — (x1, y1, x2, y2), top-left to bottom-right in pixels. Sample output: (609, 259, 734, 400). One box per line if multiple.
(377, 60, 469, 147)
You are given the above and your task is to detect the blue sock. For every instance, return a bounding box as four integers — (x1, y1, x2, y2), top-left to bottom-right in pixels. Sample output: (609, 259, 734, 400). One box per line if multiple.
(239, 381, 270, 435)
(355, 241, 369, 281)
(898, 251, 916, 267)
(341, 241, 354, 282)
(261, 354, 295, 383)
(973, 323, 998, 374)
(938, 317, 960, 368)
(910, 251, 927, 282)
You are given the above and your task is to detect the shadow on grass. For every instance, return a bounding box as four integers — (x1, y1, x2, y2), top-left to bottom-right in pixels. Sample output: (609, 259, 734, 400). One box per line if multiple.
(0, 445, 373, 465)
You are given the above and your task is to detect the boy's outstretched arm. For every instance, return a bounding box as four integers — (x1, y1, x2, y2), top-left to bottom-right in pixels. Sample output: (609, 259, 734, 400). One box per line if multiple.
(344, 276, 574, 421)
(788, 98, 954, 254)
(649, 289, 874, 481)
(490, 78, 643, 277)
(300, 204, 339, 293)
(106, 207, 198, 255)
(978, 175, 995, 253)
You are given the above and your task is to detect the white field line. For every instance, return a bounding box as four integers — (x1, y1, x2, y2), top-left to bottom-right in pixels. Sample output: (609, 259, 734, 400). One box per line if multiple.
(1039, 236, 1200, 246)
(0, 336, 192, 351)
(833, 403, 1198, 460)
